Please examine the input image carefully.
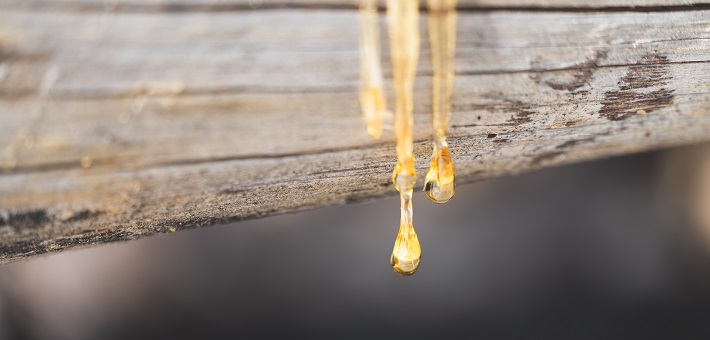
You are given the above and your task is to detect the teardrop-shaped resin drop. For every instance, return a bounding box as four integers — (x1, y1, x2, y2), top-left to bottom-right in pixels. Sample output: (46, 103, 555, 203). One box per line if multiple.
(390, 220, 422, 276)
(424, 143, 455, 204)
(390, 172, 421, 276)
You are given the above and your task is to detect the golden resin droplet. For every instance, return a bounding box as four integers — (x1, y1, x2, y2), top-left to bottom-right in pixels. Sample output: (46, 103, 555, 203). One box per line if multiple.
(424, 140, 455, 203)
(391, 220, 421, 276)
(390, 180, 420, 276)
(359, 0, 387, 139)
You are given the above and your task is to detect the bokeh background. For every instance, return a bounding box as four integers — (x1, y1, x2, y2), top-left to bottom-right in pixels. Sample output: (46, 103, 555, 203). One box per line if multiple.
(0, 145, 710, 339)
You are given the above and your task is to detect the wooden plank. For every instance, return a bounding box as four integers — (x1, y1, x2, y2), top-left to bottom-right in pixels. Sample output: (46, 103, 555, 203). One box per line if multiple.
(1, 7, 710, 263)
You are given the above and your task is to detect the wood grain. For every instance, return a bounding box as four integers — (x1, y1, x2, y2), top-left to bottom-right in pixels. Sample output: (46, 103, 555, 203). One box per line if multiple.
(1, 4, 709, 263)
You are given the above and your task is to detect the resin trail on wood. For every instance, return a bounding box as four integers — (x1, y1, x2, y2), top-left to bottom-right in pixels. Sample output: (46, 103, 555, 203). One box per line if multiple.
(359, 0, 387, 139)
(387, 0, 423, 276)
(424, 0, 457, 204)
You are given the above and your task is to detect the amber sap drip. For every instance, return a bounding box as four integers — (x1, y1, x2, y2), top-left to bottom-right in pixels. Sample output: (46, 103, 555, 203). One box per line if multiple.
(424, 0, 457, 204)
(391, 185, 421, 276)
(359, 0, 387, 139)
(424, 137, 455, 203)
(387, 0, 419, 174)
(387, 0, 420, 276)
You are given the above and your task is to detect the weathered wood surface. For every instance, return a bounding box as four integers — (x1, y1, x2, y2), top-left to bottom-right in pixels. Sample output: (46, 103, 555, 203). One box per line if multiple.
(1, 1, 710, 263)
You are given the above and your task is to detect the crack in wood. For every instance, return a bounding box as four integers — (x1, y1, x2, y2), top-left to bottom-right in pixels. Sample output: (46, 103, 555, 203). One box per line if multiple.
(455, 59, 710, 77)
(63, 210, 104, 223)
(0, 60, 706, 102)
(530, 151, 565, 165)
(555, 137, 596, 149)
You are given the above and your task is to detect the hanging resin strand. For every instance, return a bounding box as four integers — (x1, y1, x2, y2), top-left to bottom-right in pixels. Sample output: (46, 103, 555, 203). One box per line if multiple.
(387, 0, 421, 276)
(392, 182, 420, 275)
(359, 0, 387, 139)
(424, 0, 457, 204)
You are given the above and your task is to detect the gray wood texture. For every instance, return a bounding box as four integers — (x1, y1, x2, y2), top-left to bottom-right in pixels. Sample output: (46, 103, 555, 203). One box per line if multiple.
(1, 1, 710, 263)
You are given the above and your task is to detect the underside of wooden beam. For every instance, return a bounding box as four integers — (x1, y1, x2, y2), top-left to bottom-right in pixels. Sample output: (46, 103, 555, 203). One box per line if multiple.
(1, 1, 709, 263)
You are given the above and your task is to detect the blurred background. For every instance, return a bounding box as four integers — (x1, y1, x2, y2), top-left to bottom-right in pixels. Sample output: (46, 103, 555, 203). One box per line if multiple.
(0, 144, 709, 339)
